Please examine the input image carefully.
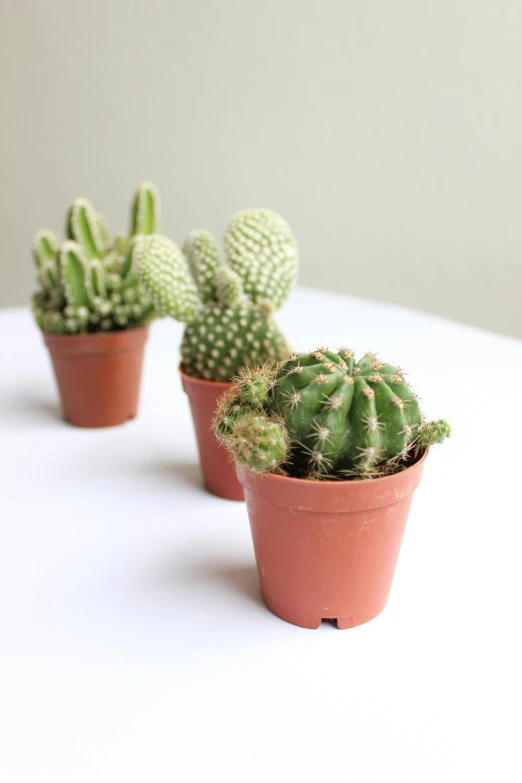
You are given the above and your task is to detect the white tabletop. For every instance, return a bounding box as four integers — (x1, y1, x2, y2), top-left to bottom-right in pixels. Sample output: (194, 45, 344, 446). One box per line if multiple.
(1, 288, 521, 783)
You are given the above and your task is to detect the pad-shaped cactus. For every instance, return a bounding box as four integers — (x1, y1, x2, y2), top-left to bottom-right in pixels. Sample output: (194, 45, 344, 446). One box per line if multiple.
(134, 208, 298, 381)
(31, 183, 159, 334)
(133, 235, 199, 323)
(224, 209, 298, 309)
(214, 349, 450, 480)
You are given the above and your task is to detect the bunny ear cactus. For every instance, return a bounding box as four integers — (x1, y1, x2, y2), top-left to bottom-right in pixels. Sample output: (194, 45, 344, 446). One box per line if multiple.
(134, 208, 298, 381)
(214, 349, 450, 480)
(133, 235, 199, 322)
(31, 183, 159, 334)
(224, 209, 298, 309)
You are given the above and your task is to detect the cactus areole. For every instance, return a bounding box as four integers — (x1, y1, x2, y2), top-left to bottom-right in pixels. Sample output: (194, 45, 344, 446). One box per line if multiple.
(214, 350, 450, 481)
(133, 208, 298, 382)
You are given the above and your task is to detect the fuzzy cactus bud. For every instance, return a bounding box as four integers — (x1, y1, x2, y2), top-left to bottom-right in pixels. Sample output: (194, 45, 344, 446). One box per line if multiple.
(227, 412, 289, 473)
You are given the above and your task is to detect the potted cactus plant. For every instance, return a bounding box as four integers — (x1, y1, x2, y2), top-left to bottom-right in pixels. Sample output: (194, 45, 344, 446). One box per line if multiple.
(214, 349, 450, 629)
(133, 209, 298, 500)
(32, 183, 159, 427)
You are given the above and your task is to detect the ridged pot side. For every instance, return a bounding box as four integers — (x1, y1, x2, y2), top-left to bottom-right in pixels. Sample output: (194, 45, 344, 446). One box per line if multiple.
(236, 452, 428, 629)
(180, 367, 245, 501)
(44, 327, 148, 428)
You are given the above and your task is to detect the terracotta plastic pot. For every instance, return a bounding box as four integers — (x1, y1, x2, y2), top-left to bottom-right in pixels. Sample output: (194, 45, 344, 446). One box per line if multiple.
(236, 452, 428, 629)
(44, 328, 148, 428)
(180, 368, 244, 501)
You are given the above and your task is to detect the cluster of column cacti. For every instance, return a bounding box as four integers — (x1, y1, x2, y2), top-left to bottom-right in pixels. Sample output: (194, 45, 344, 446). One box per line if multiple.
(133, 208, 298, 381)
(214, 349, 450, 479)
(31, 183, 159, 333)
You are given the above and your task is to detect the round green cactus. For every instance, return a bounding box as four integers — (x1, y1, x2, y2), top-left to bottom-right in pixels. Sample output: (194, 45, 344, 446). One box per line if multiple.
(134, 208, 299, 381)
(214, 349, 450, 480)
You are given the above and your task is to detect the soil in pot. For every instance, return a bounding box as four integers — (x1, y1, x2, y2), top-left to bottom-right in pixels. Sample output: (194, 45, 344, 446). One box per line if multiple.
(44, 328, 148, 428)
(180, 367, 244, 501)
(236, 452, 428, 629)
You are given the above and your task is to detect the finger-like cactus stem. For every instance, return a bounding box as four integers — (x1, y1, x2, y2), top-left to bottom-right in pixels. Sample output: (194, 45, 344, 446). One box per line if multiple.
(183, 230, 220, 303)
(33, 230, 59, 270)
(133, 235, 199, 322)
(130, 181, 160, 236)
(60, 241, 90, 307)
(89, 260, 107, 299)
(39, 260, 59, 291)
(66, 198, 106, 259)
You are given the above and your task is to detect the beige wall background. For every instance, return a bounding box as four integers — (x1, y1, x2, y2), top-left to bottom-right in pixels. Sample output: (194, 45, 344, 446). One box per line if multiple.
(1, 0, 521, 337)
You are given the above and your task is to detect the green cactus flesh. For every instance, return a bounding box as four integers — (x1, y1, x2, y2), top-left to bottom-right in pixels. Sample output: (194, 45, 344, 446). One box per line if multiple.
(31, 184, 158, 334)
(66, 198, 106, 259)
(33, 230, 59, 270)
(226, 412, 289, 473)
(133, 235, 199, 323)
(183, 230, 220, 304)
(215, 349, 450, 480)
(224, 209, 298, 309)
(180, 300, 290, 380)
(134, 209, 298, 381)
(130, 181, 160, 236)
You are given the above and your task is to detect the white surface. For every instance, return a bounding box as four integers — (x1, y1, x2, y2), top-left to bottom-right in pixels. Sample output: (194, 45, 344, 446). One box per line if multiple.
(1, 288, 521, 783)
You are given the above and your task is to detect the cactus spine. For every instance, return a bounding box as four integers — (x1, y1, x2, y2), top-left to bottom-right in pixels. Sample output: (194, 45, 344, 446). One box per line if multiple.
(214, 349, 450, 480)
(134, 208, 298, 381)
(31, 183, 159, 334)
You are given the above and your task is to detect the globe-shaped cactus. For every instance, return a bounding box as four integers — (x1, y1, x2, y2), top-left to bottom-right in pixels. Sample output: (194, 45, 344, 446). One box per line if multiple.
(214, 349, 450, 480)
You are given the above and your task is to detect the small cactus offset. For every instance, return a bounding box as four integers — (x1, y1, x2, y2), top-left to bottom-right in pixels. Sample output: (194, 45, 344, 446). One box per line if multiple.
(214, 349, 450, 480)
(133, 208, 298, 381)
(31, 183, 159, 334)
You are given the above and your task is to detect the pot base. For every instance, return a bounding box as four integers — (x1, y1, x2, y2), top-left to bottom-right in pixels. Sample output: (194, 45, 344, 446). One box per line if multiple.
(262, 592, 388, 630)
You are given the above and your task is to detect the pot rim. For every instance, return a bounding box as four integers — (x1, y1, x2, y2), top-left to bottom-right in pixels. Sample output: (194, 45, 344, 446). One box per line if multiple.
(237, 448, 428, 489)
(42, 325, 148, 340)
(179, 364, 235, 391)
(43, 326, 149, 357)
(236, 450, 429, 511)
